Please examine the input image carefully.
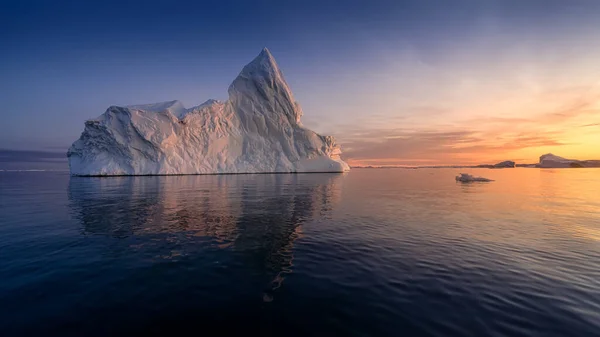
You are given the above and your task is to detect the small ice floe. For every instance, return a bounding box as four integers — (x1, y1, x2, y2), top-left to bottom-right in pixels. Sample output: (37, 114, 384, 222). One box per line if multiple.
(455, 173, 493, 182)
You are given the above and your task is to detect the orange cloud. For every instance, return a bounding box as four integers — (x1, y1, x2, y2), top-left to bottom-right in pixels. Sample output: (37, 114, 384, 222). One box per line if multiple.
(334, 85, 600, 166)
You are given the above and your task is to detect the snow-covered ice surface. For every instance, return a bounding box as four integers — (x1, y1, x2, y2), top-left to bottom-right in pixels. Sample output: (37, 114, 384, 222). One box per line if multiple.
(455, 173, 494, 182)
(68, 48, 350, 176)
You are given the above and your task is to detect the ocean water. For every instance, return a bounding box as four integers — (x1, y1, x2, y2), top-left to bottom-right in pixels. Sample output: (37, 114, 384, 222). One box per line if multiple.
(1, 168, 599, 337)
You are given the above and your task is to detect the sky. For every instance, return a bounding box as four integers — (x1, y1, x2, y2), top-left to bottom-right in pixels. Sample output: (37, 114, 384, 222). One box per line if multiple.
(1, 0, 600, 166)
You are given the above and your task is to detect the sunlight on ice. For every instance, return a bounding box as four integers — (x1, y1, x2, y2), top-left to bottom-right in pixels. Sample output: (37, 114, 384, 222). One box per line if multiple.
(67, 48, 349, 176)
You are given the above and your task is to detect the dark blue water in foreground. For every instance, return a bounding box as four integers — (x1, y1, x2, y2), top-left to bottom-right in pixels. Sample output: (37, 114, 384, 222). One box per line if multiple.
(1, 169, 599, 336)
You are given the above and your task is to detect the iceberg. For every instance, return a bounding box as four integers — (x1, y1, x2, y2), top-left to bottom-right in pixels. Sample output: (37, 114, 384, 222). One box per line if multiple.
(493, 160, 515, 168)
(475, 160, 515, 169)
(538, 153, 575, 168)
(68, 48, 350, 176)
(455, 173, 493, 182)
(538, 153, 600, 168)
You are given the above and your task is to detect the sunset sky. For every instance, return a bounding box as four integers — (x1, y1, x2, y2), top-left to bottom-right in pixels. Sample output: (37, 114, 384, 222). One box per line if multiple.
(1, 0, 599, 166)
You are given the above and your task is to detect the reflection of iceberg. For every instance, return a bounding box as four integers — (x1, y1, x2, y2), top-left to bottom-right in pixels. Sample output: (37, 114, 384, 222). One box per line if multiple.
(455, 173, 493, 182)
(68, 173, 343, 300)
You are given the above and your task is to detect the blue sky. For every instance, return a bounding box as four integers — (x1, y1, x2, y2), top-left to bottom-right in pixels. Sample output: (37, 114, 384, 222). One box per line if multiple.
(2, 0, 600, 165)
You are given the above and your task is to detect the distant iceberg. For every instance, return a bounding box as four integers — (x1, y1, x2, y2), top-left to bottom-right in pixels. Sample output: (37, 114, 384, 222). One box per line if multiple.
(537, 153, 600, 168)
(455, 173, 493, 182)
(475, 160, 515, 169)
(68, 48, 350, 176)
(538, 154, 575, 168)
(493, 160, 515, 168)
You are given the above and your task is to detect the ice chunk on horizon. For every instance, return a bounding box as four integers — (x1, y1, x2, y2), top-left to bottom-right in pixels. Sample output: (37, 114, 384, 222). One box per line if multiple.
(455, 173, 493, 182)
(537, 153, 600, 168)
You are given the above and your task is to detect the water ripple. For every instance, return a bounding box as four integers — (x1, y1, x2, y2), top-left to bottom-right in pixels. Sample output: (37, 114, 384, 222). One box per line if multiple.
(0, 169, 599, 336)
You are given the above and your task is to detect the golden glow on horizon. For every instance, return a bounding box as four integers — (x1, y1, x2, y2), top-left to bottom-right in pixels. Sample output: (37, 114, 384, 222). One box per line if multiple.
(296, 30, 600, 167)
(329, 78, 600, 166)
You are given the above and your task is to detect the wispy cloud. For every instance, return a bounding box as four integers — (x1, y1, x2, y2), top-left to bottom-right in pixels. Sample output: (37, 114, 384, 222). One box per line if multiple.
(340, 128, 565, 165)
(336, 86, 599, 165)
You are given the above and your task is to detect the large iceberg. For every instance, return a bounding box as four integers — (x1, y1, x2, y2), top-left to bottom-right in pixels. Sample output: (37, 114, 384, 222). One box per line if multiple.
(68, 48, 350, 176)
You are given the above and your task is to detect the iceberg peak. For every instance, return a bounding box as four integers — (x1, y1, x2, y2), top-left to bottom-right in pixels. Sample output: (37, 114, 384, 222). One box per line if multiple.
(254, 47, 278, 70)
(228, 48, 300, 123)
(260, 47, 275, 61)
(229, 48, 286, 92)
(232, 47, 281, 82)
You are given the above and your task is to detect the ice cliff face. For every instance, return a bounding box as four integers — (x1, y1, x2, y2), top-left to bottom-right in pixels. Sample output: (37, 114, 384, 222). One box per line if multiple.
(68, 48, 350, 176)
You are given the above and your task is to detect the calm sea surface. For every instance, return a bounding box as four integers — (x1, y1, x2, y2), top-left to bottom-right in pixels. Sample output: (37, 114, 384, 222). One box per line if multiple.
(1, 168, 599, 336)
